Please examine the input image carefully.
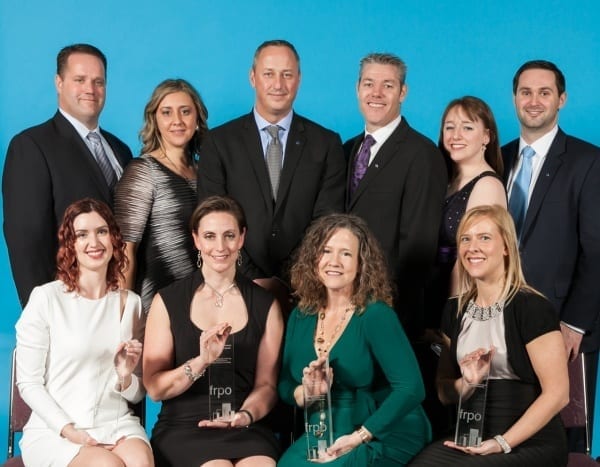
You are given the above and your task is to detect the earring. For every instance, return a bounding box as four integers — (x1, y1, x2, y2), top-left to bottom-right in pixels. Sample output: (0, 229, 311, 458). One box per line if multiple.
(197, 251, 203, 268)
(237, 250, 243, 267)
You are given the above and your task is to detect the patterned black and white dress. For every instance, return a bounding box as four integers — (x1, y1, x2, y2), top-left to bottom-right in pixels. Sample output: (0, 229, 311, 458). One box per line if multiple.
(114, 154, 197, 311)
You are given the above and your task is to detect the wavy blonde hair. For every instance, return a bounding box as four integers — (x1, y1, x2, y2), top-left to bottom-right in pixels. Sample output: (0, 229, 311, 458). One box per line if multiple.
(455, 205, 541, 313)
(290, 214, 393, 314)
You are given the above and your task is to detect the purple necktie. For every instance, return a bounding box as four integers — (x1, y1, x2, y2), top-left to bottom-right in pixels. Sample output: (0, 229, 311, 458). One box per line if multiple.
(351, 134, 376, 193)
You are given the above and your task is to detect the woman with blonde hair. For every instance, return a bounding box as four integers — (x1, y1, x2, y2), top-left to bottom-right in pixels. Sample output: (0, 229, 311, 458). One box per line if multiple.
(114, 78, 208, 311)
(410, 205, 568, 466)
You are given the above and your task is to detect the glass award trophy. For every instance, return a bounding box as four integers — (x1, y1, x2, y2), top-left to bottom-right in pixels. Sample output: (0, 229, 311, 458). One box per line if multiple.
(303, 357, 334, 460)
(454, 350, 491, 447)
(208, 335, 236, 422)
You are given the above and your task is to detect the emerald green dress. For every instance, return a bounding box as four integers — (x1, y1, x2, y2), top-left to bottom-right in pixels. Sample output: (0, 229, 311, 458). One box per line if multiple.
(278, 302, 431, 466)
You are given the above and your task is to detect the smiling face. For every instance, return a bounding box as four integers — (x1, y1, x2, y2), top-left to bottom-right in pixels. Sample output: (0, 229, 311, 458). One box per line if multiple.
(250, 45, 300, 123)
(317, 228, 360, 296)
(73, 211, 113, 274)
(443, 106, 490, 165)
(357, 63, 407, 132)
(514, 68, 566, 142)
(155, 91, 198, 152)
(192, 211, 245, 274)
(55, 52, 106, 129)
(458, 216, 507, 284)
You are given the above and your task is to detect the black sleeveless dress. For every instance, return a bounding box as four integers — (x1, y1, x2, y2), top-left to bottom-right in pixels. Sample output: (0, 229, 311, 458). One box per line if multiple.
(150, 270, 281, 466)
(425, 171, 504, 329)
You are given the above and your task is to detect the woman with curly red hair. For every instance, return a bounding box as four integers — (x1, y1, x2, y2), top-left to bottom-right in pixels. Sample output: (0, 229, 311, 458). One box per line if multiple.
(15, 198, 153, 467)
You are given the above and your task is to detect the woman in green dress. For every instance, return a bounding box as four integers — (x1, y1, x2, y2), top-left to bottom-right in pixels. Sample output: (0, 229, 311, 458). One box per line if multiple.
(278, 213, 431, 466)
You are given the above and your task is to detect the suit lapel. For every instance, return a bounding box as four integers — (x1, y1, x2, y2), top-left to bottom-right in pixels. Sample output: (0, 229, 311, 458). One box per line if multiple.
(502, 140, 519, 185)
(275, 114, 306, 215)
(242, 114, 274, 214)
(521, 130, 566, 241)
(348, 119, 409, 208)
(53, 112, 112, 200)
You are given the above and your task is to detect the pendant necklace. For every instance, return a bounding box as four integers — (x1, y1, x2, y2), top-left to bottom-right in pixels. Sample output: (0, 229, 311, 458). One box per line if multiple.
(204, 282, 236, 308)
(315, 305, 352, 355)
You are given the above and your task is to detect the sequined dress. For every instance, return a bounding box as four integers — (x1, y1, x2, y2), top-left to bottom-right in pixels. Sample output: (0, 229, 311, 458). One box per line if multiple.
(425, 171, 502, 328)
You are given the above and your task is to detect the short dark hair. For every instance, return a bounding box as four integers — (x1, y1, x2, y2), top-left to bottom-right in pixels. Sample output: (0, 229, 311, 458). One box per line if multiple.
(252, 39, 300, 71)
(57, 43, 107, 77)
(191, 195, 248, 234)
(512, 60, 566, 95)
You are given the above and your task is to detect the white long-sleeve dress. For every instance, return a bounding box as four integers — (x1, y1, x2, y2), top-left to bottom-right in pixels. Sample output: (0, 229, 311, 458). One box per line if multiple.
(15, 281, 149, 466)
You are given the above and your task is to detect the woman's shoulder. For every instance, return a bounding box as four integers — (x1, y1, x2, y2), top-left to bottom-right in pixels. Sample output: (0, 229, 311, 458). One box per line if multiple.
(509, 289, 555, 312)
(358, 300, 397, 321)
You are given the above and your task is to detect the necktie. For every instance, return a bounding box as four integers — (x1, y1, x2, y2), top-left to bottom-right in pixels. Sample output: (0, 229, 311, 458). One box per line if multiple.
(87, 132, 117, 188)
(351, 134, 376, 193)
(265, 125, 283, 200)
(508, 146, 536, 236)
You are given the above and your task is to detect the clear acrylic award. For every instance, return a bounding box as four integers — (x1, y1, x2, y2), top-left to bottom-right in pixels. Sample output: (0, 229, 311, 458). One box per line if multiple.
(303, 357, 334, 460)
(454, 350, 491, 447)
(208, 334, 236, 422)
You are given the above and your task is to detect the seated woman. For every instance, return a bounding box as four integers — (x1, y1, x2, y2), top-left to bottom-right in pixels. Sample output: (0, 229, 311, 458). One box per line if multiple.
(278, 213, 431, 466)
(409, 205, 568, 466)
(143, 195, 284, 467)
(114, 78, 208, 312)
(15, 198, 153, 467)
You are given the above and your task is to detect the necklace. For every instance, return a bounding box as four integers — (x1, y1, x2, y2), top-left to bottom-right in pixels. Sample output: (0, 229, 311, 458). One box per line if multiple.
(466, 299, 504, 321)
(204, 282, 237, 307)
(315, 305, 352, 355)
(160, 149, 195, 179)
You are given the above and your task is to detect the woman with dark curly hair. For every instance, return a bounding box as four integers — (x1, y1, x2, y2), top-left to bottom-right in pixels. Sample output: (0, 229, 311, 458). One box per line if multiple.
(114, 78, 208, 312)
(15, 198, 153, 467)
(278, 213, 431, 466)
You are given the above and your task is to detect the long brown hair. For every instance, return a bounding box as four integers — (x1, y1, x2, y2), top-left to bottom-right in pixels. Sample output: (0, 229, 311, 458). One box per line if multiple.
(290, 213, 393, 314)
(56, 198, 127, 292)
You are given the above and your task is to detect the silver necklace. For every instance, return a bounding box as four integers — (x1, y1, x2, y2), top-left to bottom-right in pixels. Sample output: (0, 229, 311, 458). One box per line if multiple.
(466, 299, 504, 321)
(204, 282, 236, 307)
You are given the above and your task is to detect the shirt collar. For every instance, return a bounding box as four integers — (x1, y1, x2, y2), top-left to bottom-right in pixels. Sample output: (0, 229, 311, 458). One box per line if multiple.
(364, 114, 402, 143)
(253, 108, 293, 132)
(59, 108, 101, 139)
(519, 125, 559, 157)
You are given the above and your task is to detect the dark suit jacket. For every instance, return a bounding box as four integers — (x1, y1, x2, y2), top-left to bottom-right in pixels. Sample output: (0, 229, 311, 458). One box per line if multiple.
(502, 129, 600, 352)
(197, 111, 346, 280)
(2, 111, 132, 306)
(345, 118, 447, 336)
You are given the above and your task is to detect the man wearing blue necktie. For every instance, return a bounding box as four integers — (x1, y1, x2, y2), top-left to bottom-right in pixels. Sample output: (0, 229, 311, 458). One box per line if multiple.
(502, 60, 600, 439)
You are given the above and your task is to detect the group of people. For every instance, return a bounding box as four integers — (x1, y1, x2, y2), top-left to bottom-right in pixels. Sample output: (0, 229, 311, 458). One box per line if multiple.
(3, 38, 600, 467)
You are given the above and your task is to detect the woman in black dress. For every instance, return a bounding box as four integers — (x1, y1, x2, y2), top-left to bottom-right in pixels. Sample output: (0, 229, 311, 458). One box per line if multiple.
(143, 195, 284, 467)
(410, 205, 568, 466)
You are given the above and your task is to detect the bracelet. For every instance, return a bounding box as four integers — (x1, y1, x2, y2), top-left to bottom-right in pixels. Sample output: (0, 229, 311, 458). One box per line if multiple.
(356, 426, 372, 443)
(238, 409, 254, 425)
(183, 359, 205, 382)
(493, 434, 512, 454)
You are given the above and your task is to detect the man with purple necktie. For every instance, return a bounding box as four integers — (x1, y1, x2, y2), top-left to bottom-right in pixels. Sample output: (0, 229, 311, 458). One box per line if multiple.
(345, 53, 447, 337)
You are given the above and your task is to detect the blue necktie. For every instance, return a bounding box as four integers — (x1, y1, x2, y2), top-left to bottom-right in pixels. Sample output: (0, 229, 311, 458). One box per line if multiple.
(508, 146, 536, 236)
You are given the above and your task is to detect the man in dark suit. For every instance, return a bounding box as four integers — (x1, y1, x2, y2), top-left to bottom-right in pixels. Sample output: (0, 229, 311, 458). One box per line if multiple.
(197, 40, 346, 281)
(345, 53, 447, 336)
(503, 60, 600, 444)
(3, 43, 132, 307)
(503, 60, 600, 358)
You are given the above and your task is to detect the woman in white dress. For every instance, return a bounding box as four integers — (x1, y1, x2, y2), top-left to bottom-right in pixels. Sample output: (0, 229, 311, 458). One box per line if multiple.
(15, 198, 153, 467)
